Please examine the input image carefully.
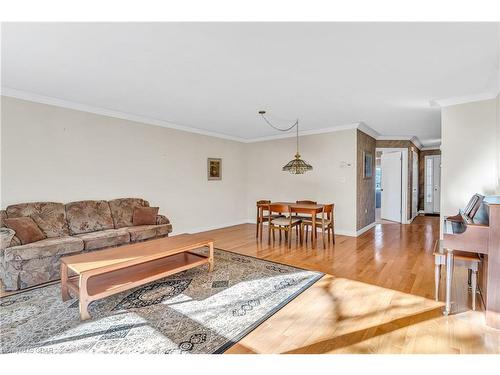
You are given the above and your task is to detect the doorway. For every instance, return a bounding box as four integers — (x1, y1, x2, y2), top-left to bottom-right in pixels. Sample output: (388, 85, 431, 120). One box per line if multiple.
(412, 149, 419, 219)
(380, 151, 402, 222)
(424, 154, 441, 214)
(375, 148, 408, 224)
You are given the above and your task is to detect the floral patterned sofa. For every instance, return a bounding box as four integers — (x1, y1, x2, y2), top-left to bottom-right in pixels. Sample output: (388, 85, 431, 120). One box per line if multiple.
(0, 198, 172, 291)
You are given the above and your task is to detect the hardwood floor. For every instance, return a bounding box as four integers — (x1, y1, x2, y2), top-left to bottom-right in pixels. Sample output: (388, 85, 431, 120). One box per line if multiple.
(2, 216, 498, 353)
(199, 216, 500, 353)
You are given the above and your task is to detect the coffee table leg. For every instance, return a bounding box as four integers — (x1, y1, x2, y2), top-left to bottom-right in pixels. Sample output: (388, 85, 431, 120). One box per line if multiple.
(61, 262, 70, 301)
(79, 275, 91, 320)
(208, 242, 214, 272)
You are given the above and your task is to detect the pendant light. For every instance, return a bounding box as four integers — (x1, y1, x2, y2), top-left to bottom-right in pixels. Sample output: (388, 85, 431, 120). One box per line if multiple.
(258, 111, 313, 174)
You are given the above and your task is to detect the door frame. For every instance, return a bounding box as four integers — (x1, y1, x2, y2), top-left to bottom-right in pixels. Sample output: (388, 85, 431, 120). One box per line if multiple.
(375, 147, 409, 224)
(424, 154, 441, 214)
(411, 149, 419, 221)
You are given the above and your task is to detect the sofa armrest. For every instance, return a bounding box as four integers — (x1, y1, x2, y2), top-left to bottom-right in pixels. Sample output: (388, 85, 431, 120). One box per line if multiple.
(1, 228, 16, 251)
(156, 214, 170, 225)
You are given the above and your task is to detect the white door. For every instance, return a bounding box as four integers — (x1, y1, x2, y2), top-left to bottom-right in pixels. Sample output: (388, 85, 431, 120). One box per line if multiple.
(412, 150, 419, 219)
(424, 155, 441, 213)
(381, 151, 402, 222)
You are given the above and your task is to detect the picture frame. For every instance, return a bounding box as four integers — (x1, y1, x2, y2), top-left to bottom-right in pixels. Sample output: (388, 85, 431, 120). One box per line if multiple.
(363, 151, 373, 179)
(207, 158, 222, 180)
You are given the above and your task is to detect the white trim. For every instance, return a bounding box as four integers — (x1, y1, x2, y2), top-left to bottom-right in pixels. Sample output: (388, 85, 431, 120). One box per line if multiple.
(376, 147, 409, 224)
(423, 154, 441, 215)
(429, 91, 499, 108)
(410, 136, 423, 150)
(173, 220, 249, 235)
(246, 122, 362, 143)
(247, 219, 358, 237)
(1, 87, 247, 143)
(421, 146, 441, 151)
(2, 87, 435, 147)
(356, 222, 376, 236)
(377, 135, 414, 141)
(358, 122, 380, 139)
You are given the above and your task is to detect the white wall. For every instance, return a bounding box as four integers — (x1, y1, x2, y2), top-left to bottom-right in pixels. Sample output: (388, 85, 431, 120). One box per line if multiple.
(497, 93, 500, 194)
(245, 130, 358, 236)
(1, 97, 247, 234)
(1, 96, 361, 236)
(441, 98, 499, 224)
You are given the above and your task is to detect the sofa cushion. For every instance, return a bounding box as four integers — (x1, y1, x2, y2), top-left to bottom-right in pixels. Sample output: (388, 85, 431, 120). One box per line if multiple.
(132, 207, 159, 226)
(65, 200, 114, 235)
(4, 217, 46, 245)
(108, 198, 150, 228)
(3, 236, 84, 262)
(75, 228, 130, 251)
(127, 225, 158, 242)
(126, 224, 172, 242)
(155, 223, 173, 237)
(5, 202, 69, 237)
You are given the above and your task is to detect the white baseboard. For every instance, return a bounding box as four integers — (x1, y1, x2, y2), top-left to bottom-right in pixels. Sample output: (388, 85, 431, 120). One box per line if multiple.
(246, 219, 364, 238)
(177, 220, 373, 238)
(172, 220, 250, 235)
(356, 222, 376, 236)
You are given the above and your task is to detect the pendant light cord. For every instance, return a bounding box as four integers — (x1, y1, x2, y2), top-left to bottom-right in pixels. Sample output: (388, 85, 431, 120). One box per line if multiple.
(259, 112, 300, 155)
(259, 113, 298, 132)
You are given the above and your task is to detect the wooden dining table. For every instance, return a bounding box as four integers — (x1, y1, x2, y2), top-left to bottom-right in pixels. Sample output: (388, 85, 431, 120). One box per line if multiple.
(257, 201, 326, 247)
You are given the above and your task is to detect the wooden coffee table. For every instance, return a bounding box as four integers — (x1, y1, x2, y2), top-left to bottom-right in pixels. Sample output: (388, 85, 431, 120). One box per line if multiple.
(60, 234, 214, 320)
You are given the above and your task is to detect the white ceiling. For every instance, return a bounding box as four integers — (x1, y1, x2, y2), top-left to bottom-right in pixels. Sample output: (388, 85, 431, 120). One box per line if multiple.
(2, 22, 499, 147)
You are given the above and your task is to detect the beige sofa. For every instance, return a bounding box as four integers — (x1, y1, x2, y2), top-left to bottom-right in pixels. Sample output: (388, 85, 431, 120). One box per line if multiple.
(0, 198, 172, 291)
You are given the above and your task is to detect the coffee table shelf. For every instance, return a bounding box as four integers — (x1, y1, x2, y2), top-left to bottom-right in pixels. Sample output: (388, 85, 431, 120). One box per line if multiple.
(61, 234, 214, 320)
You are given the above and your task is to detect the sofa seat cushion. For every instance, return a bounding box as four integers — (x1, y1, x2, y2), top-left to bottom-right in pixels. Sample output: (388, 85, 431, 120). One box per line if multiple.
(108, 198, 150, 228)
(126, 224, 172, 242)
(75, 228, 130, 251)
(3, 236, 84, 262)
(66, 200, 114, 235)
(6, 202, 69, 237)
(127, 225, 158, 242)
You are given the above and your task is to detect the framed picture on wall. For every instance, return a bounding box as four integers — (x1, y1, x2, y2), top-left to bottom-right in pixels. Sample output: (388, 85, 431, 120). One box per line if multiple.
(207, 158, 222, 180)
(363, 151, 373, 179)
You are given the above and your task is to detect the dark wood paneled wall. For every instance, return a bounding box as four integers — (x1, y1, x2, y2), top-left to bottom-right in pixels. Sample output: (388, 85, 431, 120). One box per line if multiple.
(418, 149, 441, 211)
(357, 130, 376, 230)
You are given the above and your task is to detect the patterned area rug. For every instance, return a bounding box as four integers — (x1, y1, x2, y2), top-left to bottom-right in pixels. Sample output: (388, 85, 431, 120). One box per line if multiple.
(0, 248, 323, 354)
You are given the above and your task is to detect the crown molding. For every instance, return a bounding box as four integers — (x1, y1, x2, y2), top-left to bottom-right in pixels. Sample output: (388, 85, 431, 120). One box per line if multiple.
(245, 122, 363, 143)
(358, 122, 380, 139)
(1, 87, 247, 143)
(421, 146, 441, 151)
(1, 87, 437, 148)
(429, 90, 499, 108)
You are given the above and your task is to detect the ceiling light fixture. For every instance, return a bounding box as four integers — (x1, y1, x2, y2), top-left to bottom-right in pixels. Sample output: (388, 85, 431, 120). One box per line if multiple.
(258, 110, 313, 174)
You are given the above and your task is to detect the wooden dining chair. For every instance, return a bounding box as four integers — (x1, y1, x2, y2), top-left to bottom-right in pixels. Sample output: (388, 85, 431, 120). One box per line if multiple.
(268, 204, 302, 249)
(296, 200, 317, 205)
(294, 200, 318, 218)
(301, 204, 335, 247)
(256, 200, 282, 241)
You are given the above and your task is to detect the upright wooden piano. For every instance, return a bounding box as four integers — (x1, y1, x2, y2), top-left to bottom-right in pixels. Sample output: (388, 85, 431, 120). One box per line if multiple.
(443, 194, 500, 329)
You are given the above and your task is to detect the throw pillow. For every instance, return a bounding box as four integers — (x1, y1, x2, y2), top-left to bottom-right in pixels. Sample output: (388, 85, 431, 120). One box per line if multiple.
(132, 207, 159, 226)
(4, 217, 47, 245)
